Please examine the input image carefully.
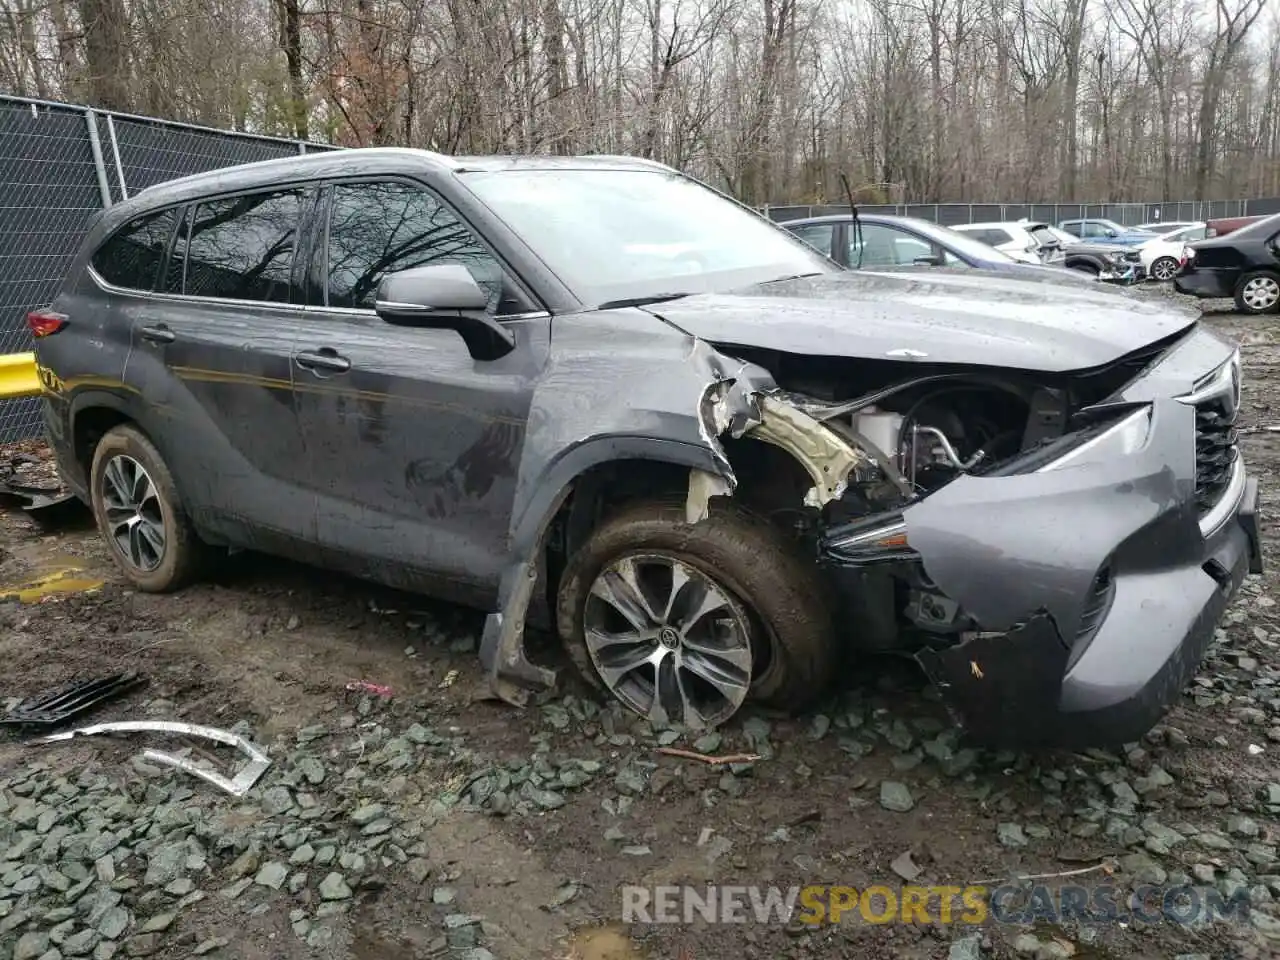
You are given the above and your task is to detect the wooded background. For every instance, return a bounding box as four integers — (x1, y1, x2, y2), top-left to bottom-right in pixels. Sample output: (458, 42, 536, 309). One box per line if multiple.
(1, 0, 1278, 205)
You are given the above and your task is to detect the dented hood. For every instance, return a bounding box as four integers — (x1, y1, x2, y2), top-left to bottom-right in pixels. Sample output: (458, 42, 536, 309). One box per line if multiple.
(645, 270, 1199, 373)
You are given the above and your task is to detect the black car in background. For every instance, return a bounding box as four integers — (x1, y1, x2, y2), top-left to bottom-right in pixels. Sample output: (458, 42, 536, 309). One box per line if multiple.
(1176, 212, 1280, 314)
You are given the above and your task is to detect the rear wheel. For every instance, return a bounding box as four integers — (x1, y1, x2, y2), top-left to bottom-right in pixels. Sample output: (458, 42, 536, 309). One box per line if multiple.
(1150, 256, 1180, 281)
(1235, 271, 1280, 315)
(89, 424, 211, 592)
(556, 499, 835, 730)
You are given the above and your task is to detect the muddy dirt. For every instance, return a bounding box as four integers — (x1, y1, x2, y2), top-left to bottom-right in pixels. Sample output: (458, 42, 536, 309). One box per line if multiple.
(1, 288, 1279, 960)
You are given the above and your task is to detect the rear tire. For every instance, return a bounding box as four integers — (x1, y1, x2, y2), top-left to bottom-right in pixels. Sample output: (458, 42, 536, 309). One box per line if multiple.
(89, 424, 211, 592)
(1150, 256, 1179, 281)
(1234, 271, 1280, 315)
(556, 498, 835, 729)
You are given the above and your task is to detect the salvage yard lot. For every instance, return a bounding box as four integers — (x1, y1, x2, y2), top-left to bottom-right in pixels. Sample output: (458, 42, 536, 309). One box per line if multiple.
(2, 290, 1280, 960)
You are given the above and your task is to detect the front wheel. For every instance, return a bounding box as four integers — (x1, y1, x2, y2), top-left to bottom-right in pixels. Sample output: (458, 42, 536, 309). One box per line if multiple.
(89, 424, 211, 592)
(556, 499, 835, 730)
(1068, 263, 1100, 276)
(1150, 256, 1180, 281)
(1235, 271, 1280, 315)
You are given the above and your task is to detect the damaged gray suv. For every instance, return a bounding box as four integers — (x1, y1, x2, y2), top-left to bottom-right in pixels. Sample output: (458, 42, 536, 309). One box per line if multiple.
(32, 148, 1262, 747)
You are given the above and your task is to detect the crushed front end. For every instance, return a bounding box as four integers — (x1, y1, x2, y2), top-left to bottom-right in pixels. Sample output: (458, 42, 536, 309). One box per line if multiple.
(808, 326, 1260, 748)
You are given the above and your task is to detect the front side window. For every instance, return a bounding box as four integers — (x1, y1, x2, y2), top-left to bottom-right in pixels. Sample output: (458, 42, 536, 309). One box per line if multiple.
(324, 181, 521, 314)
(461, 168, 834, 305)
(91, 210, 174, 290)
(182, 189, 305, 303)
(848, 224, 940, 267)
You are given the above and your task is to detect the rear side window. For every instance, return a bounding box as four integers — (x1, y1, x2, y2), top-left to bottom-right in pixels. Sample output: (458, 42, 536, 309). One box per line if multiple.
(91, 210, 174, 291)
(181, 188, 306, 303)
(976, 228, 1011, 245)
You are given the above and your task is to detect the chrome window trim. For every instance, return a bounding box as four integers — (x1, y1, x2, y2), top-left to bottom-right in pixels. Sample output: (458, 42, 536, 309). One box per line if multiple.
(85, 265, 550, 323)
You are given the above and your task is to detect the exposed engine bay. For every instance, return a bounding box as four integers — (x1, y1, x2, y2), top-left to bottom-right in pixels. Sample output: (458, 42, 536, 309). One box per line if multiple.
(706, 344, 1162, 650)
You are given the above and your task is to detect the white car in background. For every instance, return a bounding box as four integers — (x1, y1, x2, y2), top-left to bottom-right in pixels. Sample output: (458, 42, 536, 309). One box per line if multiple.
(949, 222, 1044, 265)
(1137, 222, 1208, 281)
(1134, 220, 1199, 234)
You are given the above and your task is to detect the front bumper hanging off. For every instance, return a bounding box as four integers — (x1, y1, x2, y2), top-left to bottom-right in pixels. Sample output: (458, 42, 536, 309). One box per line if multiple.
(820, 395, 1263, 750)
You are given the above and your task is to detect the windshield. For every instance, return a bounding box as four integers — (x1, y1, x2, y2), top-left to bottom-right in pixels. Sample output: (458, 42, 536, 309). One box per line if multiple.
(1044, 225, 1079, 245)
(893, 218, 1017, 262)
(460, 168, 836, 305)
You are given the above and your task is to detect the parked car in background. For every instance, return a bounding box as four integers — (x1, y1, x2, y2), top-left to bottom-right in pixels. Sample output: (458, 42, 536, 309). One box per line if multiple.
(782, 214, 1057, 274)
(1058, 218, 1158, 245)
(1206, 215, 1269, 238)
(1134, 221, 1199, 234)
(1176, 212, 1280, 314)
(1137, 222, 1207, 281)
(1058, 240, 1146, 283)
(949, 222, 1044, 264)
(1018, 221, 1069, 263)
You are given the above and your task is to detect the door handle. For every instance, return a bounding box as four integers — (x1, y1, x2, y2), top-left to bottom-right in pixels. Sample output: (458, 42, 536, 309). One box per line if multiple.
(295, 348, 351, 375)
(139, 324, 175, 344)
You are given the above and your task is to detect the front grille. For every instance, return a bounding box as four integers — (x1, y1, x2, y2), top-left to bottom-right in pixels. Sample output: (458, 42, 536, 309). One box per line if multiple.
(1194, 399, 1239, 511)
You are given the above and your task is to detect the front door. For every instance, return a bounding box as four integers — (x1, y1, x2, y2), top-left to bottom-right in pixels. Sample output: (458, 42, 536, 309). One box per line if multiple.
(124, 187, 318, 550)
(291, 179, 549, 603)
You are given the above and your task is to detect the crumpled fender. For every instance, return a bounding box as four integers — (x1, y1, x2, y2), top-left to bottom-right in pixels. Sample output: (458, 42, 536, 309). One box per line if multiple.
(899, 397, 1198, 641)
(477, 309, 870, 704)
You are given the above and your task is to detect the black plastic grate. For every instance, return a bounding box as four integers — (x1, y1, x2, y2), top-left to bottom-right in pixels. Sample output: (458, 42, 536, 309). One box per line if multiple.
(1194, 403, 1239, 511)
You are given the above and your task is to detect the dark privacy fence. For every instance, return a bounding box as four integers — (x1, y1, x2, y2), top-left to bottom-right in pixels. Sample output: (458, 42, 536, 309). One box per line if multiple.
(760, 199, 1280, 226)
(0, 94, 337, 443)
(3, 92, 1280, 444)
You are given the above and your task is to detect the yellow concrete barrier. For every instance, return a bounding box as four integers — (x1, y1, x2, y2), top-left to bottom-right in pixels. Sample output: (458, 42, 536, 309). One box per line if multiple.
(0, 353, 41, 400)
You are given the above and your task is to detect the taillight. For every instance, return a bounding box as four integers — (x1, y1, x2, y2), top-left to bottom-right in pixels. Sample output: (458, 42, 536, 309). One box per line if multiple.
(26, 310, 68, 338)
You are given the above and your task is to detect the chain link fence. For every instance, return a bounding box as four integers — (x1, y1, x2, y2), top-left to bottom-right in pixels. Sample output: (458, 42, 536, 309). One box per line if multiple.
(5, 91, 1280, 445)
(760, 199, 1279, 225)
(0, 94, 336, 444)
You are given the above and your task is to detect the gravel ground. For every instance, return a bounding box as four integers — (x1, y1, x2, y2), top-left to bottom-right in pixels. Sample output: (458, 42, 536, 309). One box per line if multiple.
(2, 286, 1280, 960)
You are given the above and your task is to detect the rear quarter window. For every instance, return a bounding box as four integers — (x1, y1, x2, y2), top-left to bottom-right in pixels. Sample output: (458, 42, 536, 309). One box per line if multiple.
(90, 210, 175, 291)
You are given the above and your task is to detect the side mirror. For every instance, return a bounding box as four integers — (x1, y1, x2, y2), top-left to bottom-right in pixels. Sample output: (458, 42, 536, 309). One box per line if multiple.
(1105, 228, 1118, 237)
(374, 264, 516, 362)
(912, 254, 945, 267)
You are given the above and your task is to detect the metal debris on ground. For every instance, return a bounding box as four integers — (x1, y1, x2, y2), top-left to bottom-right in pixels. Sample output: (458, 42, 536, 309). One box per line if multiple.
(31, 719, 271, 796)
(0, 671, 147, 728)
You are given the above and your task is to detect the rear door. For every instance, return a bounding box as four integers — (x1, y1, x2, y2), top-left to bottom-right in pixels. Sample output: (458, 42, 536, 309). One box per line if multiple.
(291, 178, 550, 603)
(124, 186, 318, 549)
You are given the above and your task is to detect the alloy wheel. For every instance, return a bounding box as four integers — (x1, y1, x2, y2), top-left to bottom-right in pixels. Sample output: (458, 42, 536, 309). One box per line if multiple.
(582, 553, 753, 729)
(99, 455, 166, 572)
(1242, 276, 1280, 312)
(1151, 257, 1179, 281)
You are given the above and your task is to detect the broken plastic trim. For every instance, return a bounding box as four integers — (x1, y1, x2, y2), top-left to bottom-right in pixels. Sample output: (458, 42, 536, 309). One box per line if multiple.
(33, 720, 271, 797)
(0, 672, 147, 727)
(699, 381, 874, 510)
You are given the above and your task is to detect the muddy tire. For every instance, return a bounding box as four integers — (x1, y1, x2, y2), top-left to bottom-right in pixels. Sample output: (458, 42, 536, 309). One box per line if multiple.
(1234, 270, 1280, 315)
(556, 498, 835, 728)
(89, 424, 211, 592)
